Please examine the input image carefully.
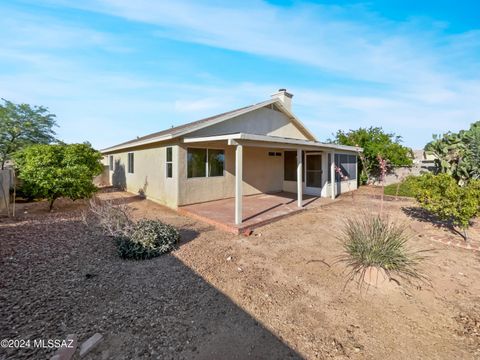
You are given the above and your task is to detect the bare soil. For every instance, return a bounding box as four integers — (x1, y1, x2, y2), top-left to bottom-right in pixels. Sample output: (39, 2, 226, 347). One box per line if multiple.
(1, 187, 479, 359)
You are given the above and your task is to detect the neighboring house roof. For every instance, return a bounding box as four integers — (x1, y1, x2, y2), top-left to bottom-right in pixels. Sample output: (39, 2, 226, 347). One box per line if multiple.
(101, 98, 316, 153)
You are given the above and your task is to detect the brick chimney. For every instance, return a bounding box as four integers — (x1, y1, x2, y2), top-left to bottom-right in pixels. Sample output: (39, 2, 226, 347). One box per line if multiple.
(271, 88, 293, 111)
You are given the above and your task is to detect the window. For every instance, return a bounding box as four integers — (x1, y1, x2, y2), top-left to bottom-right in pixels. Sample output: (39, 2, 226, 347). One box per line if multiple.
(328, 154, 357, 182)
(109, 155, 113, 171)
(208, 149, 224, 177)
(187, 148, 224, 178)
(284, 151, 304, 181)
(269, 152, 282, 157)
(128, 152, 134, 174)
(166, 147, 173, 178)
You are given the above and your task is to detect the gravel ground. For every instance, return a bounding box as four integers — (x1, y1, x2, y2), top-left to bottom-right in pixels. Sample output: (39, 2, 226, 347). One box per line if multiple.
(1, 188, 480, 359)
(0, 197, 299, 360)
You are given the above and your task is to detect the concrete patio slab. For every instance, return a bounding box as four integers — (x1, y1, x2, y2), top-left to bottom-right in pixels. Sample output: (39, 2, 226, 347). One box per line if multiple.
(178, 192, 333, 234)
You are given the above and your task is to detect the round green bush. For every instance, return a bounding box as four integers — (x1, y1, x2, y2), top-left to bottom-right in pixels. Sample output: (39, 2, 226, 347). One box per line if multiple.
(115, 219, 180, 260)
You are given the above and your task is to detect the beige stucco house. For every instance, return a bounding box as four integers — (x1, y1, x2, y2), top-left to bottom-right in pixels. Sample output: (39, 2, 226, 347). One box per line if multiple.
(101, 90, 361, 225)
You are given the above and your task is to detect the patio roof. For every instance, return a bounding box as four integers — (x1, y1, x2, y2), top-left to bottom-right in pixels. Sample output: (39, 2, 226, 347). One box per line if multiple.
(183, 132, 363, 153)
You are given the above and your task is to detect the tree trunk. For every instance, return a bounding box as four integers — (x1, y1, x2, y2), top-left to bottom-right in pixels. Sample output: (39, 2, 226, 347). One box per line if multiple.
(49, 198, 56, 211)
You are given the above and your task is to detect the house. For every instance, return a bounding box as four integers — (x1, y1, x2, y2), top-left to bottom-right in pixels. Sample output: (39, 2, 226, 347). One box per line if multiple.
(101, 90, 361, 226)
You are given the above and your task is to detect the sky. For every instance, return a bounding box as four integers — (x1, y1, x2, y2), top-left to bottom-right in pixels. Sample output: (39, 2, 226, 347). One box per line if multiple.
(1, 0, 479, 150)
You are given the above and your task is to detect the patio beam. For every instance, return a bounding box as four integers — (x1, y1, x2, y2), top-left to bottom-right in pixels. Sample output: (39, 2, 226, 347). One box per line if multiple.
(297, 148, 302, 207)
(235, 144, 243, 225)
(330, 152, 336, 199)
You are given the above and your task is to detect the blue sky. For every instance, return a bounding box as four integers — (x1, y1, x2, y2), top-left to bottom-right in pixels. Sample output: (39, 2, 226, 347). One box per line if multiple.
(1, 0, 479, 149)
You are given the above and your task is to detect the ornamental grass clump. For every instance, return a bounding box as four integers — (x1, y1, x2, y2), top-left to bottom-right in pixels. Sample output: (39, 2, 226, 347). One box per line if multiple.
(338, 214, 426, 285)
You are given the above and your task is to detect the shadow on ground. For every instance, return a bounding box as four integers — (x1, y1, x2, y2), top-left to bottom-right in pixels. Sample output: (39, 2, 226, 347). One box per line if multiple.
(0, 213, 302, 359)
(402, 206, 465, 238)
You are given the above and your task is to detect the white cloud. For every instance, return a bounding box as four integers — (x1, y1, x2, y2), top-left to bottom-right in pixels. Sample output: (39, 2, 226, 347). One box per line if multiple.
(1, 0, 479, 149)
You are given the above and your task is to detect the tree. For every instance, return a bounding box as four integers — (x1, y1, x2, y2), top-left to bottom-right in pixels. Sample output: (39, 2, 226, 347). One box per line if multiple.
(14, 143, 103, 210)
(0, 99, 57, 169)
(331, 127, 413, 184)
(414, 173, 480, 240)
(425, 121, 480, 183)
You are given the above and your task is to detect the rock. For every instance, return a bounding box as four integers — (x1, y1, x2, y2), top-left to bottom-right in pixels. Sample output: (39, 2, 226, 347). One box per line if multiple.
(51, 334, 77, 360)
(79, 333, 103, 357)
(237, 267, 243, 272)
(226, 256, 232, 261)
(362, 266, 388, 287)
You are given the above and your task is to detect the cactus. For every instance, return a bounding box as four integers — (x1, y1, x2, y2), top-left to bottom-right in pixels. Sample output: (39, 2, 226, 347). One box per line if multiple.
(426, 121, 480, 183)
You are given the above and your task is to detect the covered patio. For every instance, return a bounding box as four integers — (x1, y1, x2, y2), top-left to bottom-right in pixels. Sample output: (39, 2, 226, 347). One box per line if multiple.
(182, 132, 359, 231)
(178, 192, 333, 234)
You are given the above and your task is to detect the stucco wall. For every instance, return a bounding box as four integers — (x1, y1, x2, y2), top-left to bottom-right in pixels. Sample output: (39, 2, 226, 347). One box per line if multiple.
(103, 143, 179, 208)
(188, 107, 309, 140)
(0, 169, 11, 214)
(177, 143, 284, 206)
(93, 165, 110, 187)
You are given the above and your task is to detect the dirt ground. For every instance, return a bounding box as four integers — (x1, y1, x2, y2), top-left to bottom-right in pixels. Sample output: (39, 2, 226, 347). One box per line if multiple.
(1, 187, 479, 359)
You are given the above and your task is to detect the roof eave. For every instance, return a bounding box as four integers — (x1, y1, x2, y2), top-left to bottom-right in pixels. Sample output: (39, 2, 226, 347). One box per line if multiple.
(100, 134, 174, 154)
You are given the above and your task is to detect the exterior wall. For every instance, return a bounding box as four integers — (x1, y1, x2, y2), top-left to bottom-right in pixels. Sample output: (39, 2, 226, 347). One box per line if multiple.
(0, 169, 11, 215)
(102, 142, 360, 209)
(103, 143, 179, 208)
(324, 179, 358, 196)
(381, 150, 436, 185)
(177, 142, 284, 206)
(187, 107, 310, 140)
(93, 165, 109, 187)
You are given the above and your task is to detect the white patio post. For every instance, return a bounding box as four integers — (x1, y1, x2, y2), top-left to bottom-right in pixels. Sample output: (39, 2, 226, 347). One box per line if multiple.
(235, 144, 243, 225)
(330, 152, 336, 199)
(297, 148, 302, 207)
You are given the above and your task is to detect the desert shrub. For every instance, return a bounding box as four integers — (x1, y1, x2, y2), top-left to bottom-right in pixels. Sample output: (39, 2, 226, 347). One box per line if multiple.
(338, 214, 425, 284)
(116, 219, 179, 260)
(384, 176, 420, 198)
(85, 199, 180, 259)
(414, 173, 480, 239)
(85, 198, 134, 237)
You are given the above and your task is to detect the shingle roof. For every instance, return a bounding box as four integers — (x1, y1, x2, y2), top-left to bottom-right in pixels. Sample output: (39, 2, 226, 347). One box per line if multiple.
(102, 99, 276, 152)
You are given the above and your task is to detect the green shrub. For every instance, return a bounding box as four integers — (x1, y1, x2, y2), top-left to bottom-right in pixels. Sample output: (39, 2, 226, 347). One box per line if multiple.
(384, 176, 419, 197)
(115, 219, 180, 260)
(14, 143, 103, 210)
(338, 214, 425, 283)
(414, 173, 480, 239)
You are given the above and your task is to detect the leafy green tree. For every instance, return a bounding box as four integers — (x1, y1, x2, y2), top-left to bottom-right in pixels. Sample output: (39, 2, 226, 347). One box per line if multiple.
(0, 99, 57, 169)
(331, 127, 413, 184)
(14, 143, 103, 210)
(414, 173, 480, 240)
(425, 121, 480, 183)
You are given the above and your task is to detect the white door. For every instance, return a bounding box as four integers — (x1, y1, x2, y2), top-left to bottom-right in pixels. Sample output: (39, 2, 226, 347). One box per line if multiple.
(304, 153, 322, 196)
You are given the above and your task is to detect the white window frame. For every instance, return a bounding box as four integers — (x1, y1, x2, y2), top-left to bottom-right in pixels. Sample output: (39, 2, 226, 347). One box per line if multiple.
(166, 147, 173, 178)
(127, 152, 134, 174)
(109, 155, 114, 171)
